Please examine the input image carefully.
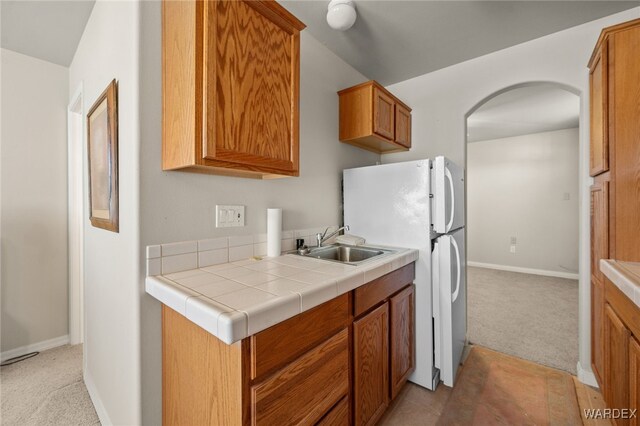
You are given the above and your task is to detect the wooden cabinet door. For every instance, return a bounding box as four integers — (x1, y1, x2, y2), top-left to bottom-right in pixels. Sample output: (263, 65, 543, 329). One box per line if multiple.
(591, 180, 609, 283)
(604, 304, 631, 423)
(203, 0, 300, 174)
(630, 337, 640, 426)
(589, 40, 609, 177)
(394, 104, 411, 148)
(373, 87, 395, 140)
(390, 285, 415, 400)
(592, 277, 605, 387)
(354, 303, 389, 426)
(612, 26, 640, 262)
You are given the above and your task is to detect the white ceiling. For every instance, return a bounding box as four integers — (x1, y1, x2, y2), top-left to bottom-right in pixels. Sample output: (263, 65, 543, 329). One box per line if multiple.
(282, 0, 639, 85)
(1, 0, 95, 67)
(467, 84, 580, 143)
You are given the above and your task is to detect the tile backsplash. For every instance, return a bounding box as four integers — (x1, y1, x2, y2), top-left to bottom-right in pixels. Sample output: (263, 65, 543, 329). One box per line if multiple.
(146, 225, 339, 276)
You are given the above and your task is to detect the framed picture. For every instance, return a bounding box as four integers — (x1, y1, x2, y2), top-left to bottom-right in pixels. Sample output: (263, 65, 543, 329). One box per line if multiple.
(87, 79, 118, 232)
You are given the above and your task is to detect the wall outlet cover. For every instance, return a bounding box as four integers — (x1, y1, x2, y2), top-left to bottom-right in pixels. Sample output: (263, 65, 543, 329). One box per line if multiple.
(216, 205, 245, 228)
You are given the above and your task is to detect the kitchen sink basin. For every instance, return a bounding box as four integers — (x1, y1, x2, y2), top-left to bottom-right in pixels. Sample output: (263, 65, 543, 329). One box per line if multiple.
(296, 244, 395, 266)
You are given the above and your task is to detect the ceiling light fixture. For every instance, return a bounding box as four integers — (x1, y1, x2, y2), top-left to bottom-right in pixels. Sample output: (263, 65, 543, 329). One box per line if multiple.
(327, 0, 357, 31)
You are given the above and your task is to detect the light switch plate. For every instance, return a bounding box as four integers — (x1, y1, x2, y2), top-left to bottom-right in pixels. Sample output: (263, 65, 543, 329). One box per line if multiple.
(216, 205, 245, 228)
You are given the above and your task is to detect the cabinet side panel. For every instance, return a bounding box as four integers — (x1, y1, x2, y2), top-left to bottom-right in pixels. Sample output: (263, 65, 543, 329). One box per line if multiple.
(162, 0, 199, 169)
(613, 27, 640, 262)
(162, 305, 244, 426)
(339, 85, 373, 141)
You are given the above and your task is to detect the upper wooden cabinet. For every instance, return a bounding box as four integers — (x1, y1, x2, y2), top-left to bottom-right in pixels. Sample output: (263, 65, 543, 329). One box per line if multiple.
(589, 40, 609, 177)
(588, 17, 640, 262)
(338, 81, 412, 154)
(162, 0, 305, 179)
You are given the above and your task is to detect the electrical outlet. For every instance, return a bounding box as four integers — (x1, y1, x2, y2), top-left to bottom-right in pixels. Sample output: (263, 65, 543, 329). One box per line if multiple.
(510, 245, 516, 253)
(563, 192, 571, 201)
(215, 205, 245, 228)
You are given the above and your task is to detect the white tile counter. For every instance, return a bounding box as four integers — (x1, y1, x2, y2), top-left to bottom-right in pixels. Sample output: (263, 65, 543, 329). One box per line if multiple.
(600, 259, 640, 307)
(146, 248, 418, 344)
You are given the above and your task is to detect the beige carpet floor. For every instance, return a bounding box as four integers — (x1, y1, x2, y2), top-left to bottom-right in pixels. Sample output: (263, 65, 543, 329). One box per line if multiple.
(1, 344, 100, 426)
(467, 266, 579, 374)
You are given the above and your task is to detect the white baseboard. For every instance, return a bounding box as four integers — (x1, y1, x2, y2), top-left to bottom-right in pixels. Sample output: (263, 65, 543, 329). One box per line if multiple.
(84, 369, 113, 426)
(577, 361, 599, 388)
(467, 261, 579, 280)
(1, 335, 69, 362)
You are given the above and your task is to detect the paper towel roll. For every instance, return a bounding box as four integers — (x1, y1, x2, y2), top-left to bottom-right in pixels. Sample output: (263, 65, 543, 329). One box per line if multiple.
(267, 208, 282, 257)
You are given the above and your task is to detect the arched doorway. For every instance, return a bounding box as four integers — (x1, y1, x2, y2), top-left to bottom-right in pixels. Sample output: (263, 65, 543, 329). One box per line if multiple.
(464, 82, 581, 374)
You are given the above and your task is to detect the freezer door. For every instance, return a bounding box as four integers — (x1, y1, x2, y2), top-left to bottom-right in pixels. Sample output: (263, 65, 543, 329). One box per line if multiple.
(343, 160, 431, 248)
(434, 228, 466, 387)
(432, 157, 465, 234)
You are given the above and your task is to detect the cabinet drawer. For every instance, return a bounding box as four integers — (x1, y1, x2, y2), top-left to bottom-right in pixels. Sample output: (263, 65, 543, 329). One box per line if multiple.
(251, 329, 349, 426)
(250, 294, 350, 380)
(354, 263, 415, 317)
(317, 396, 349, 426)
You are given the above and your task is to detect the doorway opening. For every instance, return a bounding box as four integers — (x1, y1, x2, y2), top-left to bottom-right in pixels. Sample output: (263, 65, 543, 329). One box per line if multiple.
(464, 83, 580, 374)
(68, 84, 84, 346)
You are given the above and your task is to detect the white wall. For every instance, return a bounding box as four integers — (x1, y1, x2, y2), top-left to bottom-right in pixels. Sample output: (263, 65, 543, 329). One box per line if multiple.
(68, 1, 140, 424)
(138, 2, 379, 423)
(0, 49, 69, 353)
(382, 6, 640, 383)
(467, 128, 579, 275)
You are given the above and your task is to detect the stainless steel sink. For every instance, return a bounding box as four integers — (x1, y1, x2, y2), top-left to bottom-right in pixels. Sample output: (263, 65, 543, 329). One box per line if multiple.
(296, 244, 394, 266)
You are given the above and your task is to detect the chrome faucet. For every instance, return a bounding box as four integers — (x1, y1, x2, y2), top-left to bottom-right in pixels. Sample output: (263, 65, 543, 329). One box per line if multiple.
(316, 225, 350, 248)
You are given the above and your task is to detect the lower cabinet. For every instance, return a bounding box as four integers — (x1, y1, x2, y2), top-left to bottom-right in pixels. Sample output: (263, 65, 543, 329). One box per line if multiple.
(353, 284, 416, 426)
(390, 285, 415, 399)
(354, 303, 389, 426)
(604, 304, 630, 425)
(251, 330, 349, 425)
(162, 263, 416, 426)
(600, 278, 640, 426)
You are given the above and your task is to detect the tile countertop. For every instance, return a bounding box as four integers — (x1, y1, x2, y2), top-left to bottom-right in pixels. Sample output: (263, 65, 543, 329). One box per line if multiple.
(146, 247, 419, 344)
(600, 259, 640, 308)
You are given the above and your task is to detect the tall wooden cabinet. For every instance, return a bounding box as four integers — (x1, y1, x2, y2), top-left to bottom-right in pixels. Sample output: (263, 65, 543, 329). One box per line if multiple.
(589, 18, 640, 401)
(163, 0, 305, 179)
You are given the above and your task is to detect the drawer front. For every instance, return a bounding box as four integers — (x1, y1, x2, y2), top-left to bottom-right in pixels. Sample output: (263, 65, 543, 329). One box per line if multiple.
(250, 294, 350, 380)
(251, 329, 349, 426)
(317, 396, 350, 426)
(354, 263, 415, 317)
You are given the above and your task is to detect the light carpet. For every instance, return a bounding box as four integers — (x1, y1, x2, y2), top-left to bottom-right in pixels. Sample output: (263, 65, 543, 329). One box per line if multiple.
(467, 266, 579, 374)
(1, 344, 99, 425)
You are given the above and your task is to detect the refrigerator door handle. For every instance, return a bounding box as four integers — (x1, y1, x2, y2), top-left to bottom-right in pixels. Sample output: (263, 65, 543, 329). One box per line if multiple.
(445, 167, 455, 233)
(451, 235, 461, 303)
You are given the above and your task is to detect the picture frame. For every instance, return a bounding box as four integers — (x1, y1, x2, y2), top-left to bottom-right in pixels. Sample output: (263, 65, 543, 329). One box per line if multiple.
(87, 79, 119, 232)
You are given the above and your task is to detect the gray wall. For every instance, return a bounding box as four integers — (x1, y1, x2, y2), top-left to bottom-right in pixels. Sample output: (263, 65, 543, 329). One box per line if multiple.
(1, 48, 69, 353)
(138, 2, 379, 423)
(467, 128, 579, 275)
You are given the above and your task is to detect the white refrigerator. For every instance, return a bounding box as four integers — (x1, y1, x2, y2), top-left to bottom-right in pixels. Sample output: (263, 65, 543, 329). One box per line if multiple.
(343, 156, 466, 389)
